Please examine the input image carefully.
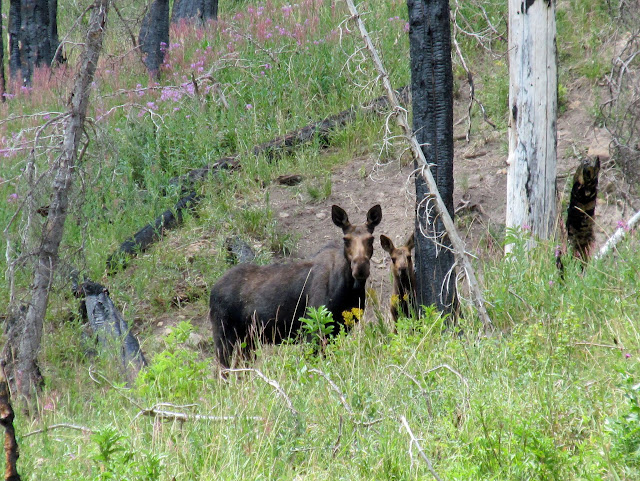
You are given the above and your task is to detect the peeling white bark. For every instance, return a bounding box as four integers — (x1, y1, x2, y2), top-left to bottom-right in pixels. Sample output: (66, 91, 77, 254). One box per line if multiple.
(506, 0, 557, 251)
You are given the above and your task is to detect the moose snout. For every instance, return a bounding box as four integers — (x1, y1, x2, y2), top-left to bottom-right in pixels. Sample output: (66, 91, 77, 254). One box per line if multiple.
(351, 257, 371, 281)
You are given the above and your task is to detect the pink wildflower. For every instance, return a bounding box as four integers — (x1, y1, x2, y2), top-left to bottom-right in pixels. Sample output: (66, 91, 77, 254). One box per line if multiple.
(617, 220, 629, 231)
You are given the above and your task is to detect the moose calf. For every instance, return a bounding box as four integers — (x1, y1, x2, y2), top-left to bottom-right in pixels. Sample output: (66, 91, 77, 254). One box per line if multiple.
(380, 233, 416, 324)
(209, 204, 382, 368)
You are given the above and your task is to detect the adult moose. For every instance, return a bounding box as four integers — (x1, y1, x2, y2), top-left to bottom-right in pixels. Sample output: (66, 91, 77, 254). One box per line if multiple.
(209, 204, 382, 368)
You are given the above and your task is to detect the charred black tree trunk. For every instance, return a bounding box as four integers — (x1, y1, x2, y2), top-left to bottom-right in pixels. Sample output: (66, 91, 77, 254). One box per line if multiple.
(49, 0, 62, 64)
(19, 0, 51, 86)
(407, 0, 458, 316)
(8, 0, 60, 86)
(566, 156, 600, 262)
(139, 0, 170, 77)
(171, 0, 218, 24)
(0, 0, 6, 102)
(8, 0, 21, 81)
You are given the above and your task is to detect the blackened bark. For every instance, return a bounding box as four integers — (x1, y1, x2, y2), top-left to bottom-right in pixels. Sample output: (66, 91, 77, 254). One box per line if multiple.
(8, 0, 21, 80)
(566, 156, 600, 261)
(0, 362, 21, 481)
(19, 0, 52, 86)
(74, 281, 147, 378)
(106, 191, 200, 272)
(0, 0, 6, 102)
(171, 0, 218, 24)
(407, 0, 458, 316)
(49, 0, 62, 64)
(139, 0, 170, 77)
(4, 0, 109, 407)
(9, 0, 61, 86)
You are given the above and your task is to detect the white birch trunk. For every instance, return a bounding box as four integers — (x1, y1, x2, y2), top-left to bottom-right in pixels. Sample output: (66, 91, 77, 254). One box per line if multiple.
(506, 0, 557, 252)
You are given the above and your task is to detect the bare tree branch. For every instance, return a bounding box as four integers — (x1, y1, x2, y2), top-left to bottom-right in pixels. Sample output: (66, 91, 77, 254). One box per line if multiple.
(4, 0, 111, 407)
(135, 404, 265, 423)
(399, 415, 445, 481)
(224, 368, 298, 417)
(309, 368, 354, 415)
(22, 423, 94, 438)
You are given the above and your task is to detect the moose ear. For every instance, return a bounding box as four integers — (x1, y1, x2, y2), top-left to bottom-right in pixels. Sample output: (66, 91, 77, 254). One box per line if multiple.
(380, 235, 394, 253)
(366, 204, 382, 232)
(406, 233, 415, 251)
(332, 205, 351, 231)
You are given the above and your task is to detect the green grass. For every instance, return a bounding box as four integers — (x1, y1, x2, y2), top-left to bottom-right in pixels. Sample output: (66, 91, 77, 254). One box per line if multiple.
(19, 235, 640, 479)
(1, 0, 637, 479)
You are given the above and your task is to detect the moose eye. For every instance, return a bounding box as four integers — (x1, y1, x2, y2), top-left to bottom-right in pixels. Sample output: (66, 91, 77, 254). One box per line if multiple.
(343, 237, 352, 246)
(367, 238, 374, 247)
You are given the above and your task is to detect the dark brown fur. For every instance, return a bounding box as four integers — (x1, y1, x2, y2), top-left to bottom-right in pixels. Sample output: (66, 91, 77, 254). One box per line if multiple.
(566, 156, 600, 261)
(209, 204, 382, 368)
(380, 233, 417, 324)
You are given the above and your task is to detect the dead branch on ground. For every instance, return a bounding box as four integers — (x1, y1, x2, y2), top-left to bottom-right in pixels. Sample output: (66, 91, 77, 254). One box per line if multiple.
(388, 364, 434, 419)
(594, 209, 640, 260)
(23, 423, 94, 438)
(135, 404, 265, 423)
(108, 87, 410, 270)
(309, 368, 354, 415)
(224, 368, 298, 417)
(344, 0, 493, 332)
(399, 415, 445, 481)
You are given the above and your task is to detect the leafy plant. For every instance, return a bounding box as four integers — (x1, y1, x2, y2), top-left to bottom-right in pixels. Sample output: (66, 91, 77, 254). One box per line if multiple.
(607, 374, 640, 468)
(136, 321, 209, 401)
(300, 306, 335, 347)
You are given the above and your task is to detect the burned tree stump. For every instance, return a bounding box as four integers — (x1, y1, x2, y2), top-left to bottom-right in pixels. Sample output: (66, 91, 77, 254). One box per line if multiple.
(0, 362, 20, 481)
(224, 237, 255, 265)
(566, 156, 600, 262)
(74, 281, 147, 378)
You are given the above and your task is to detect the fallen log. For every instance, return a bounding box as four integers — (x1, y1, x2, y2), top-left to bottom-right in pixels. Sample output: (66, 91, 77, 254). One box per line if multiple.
(107, 191, 200, 272)
(594, 209, 640, 260)
(74, 280, 147, 379)
(108, 88, 410, 272)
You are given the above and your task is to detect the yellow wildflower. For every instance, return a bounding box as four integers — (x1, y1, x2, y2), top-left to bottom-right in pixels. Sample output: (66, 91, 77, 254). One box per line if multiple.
(342, 310, 354, 327)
